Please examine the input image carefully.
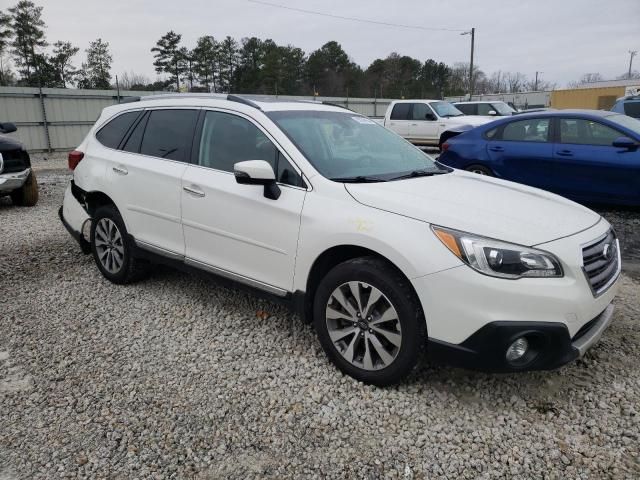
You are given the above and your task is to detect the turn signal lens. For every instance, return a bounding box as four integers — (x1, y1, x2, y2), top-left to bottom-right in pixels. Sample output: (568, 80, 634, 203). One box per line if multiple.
(433, 228, 463, 259)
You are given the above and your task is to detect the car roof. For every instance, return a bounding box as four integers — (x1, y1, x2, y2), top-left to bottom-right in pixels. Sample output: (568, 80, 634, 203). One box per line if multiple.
(508, 109, 618, 119)
(390, 99, 442, 104)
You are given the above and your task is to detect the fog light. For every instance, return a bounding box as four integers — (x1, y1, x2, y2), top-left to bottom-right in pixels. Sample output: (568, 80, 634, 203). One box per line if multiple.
(506, 337, 529, 362)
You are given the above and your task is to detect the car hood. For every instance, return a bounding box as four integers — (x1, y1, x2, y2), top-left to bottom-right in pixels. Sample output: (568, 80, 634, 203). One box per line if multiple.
(345, 171, 601, 246)
(448, 115, 492, 126)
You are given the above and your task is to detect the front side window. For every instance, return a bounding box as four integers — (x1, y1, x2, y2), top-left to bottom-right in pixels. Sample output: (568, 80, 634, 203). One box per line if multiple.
(390, 103, 411, 120)
(501, 118, 550, 142)
(559, 118, 621, 146)
(139, 109, 198, 162)
(268, 111, 446, 181)
(492, 102, 516, 115)
(477, 103, 495, 116)
(198, 111, 303, 187)
(411, 103, 433, 120)
(96, 111, 141, 149)
(623, 101, 640, 119)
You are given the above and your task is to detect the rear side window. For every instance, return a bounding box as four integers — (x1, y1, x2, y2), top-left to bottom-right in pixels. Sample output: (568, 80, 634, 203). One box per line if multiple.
(139, 109, 198, 162)
(95, 111, 140, 149)
(455, 104, 476, 115)
(623, 102, 640, 119)
(501, 118, 550, 142)
(390, 103, 411, 120)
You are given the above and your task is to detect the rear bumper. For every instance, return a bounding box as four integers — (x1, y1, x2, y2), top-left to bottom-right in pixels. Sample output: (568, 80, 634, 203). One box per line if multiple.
(0, 168, 30, 193)
(59, 183, 91, 254)
(427, 304, 615, 372)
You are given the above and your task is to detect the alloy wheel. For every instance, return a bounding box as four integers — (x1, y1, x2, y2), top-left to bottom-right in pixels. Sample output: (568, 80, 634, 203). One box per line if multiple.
(325, 281, 402, 371)
(94, 218, 125, 274)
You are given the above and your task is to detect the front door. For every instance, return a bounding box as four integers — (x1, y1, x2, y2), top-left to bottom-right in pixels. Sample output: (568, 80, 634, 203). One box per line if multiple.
(409, 103, 440, 144)
(551, 117, 640, 203)
(181, 110, 307, 294)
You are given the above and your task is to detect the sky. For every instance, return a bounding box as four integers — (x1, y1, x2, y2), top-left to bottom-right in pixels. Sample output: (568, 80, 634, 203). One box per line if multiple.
(31, 0, 640, 88)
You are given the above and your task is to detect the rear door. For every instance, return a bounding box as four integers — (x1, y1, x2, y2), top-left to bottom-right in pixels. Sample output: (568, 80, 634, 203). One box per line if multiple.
(485, 117, 554, 189)
(408, 102, 440, 143)
(104, 108, 199, 256)
(386, 103, 411, 137)
(551, 117, 639, 203)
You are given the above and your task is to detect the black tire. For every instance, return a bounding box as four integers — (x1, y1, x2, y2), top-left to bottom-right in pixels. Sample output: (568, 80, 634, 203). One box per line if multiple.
(90, 205, 149, 284)
(465, 164, 493, 176)
(10, 171, 39, 206)
(313, 257, 426, 387)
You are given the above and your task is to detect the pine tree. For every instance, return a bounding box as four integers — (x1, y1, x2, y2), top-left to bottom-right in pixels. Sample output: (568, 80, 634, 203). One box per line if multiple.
(8, 0, 47, 85)
(50, 40, 79, 87)
(151, 31, 183, 91)
(78, 38, 112, 89)
(192, 36, 219, 92)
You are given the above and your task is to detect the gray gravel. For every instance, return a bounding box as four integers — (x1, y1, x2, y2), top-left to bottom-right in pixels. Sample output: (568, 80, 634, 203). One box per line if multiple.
(1, 157, 639, 479)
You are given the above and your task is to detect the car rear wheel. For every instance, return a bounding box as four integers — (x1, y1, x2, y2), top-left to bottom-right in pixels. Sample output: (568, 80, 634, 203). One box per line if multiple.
(10, 171, 39, 207)
(313, 257, 425, 386)
(466, 164, 493, 176)
(90, 205, 148, 284)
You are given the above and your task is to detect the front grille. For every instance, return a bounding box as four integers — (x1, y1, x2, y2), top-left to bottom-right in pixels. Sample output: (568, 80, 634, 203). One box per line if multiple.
(582, 230, 620, 296)
(0, 149, 29, 173)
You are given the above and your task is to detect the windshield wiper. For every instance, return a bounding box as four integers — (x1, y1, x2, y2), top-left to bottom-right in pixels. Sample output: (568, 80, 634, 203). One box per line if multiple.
(331, 175, 387, 183)
(389, 169, 449, 181)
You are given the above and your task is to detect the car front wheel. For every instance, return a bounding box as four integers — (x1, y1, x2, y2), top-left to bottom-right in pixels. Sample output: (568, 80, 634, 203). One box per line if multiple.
(313, 257, 425, 386)
(466, 164, 493, 176)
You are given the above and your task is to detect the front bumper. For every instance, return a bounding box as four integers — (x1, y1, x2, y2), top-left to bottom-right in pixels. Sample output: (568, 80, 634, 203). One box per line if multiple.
(427, 304, 614, 372)
(0, 168, 30, 193)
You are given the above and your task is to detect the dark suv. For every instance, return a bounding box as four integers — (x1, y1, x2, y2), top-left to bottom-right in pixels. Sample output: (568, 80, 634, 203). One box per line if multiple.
(0, 122, 38, 207)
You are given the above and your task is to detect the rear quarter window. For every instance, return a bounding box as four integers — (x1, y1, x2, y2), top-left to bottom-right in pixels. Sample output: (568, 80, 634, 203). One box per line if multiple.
(484, 127, 499, 139)
(95, 111, 141, 149)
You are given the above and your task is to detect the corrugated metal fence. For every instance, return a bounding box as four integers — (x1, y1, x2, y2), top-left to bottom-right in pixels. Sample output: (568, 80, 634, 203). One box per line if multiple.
(0, 87, 393, 152)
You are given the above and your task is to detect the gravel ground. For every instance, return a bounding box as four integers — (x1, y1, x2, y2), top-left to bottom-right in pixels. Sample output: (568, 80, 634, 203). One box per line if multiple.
(1, 156, 639, 479)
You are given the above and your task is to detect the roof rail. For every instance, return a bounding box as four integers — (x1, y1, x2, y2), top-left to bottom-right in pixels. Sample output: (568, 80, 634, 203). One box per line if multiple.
(114, 93, 262, 111)
(226, 94, 262, 110)
(321, 101, 353, 112)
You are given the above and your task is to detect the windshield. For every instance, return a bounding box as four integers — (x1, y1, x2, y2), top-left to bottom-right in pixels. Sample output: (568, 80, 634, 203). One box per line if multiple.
(492, 102, 516, 115)
(268, 111, 447, 181)
(608, 114, 640, 136)
(430, 101, 464, 117)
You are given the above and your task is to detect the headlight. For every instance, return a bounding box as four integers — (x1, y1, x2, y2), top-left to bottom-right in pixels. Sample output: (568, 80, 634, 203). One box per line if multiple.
(432, 226, 563, 279)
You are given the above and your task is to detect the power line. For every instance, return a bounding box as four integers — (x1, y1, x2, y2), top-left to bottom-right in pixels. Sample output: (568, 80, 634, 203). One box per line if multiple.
(245, 0, 466, 33)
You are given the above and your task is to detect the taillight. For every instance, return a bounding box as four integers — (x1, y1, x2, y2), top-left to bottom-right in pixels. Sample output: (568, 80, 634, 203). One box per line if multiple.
(68, 150, 84, 170)
(441, 142, 450, 151)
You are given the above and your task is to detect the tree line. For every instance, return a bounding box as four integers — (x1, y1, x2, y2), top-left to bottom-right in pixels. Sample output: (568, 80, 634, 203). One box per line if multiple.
(2, 1, 637, 98)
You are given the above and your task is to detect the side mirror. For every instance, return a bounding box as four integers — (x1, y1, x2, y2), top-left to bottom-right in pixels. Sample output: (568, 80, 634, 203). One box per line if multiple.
(612, 136, 638, 150)
(0, 122, 17, 134)
(487, 110, 497, 116)
(425, 113, 437, 121)
(234, 160, 281, 200)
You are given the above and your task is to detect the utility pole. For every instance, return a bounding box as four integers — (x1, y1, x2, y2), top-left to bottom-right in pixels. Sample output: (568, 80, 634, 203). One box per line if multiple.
(461, 28, 475, 100)
(534, 71, 543, 91)
(629, 50, 637, 79)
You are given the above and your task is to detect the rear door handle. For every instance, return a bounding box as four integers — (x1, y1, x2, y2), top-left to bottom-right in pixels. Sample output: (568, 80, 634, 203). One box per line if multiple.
(489, 146, 504, 152)
(112, 166, 128, 175)
(183, 185, 205, 197)
(410, 123, 418, 126)
(556, 150, 573, 157)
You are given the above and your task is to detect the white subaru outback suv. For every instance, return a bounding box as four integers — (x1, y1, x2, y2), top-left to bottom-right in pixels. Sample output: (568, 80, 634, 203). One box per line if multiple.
(60, 94, 620, 386)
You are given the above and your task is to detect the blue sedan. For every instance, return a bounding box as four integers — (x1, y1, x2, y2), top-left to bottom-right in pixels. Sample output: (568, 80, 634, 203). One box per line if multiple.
(438, 110, 640, 206)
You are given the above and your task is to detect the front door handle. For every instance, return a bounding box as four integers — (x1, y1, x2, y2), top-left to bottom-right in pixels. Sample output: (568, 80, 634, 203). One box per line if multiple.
(112, 166, 128, 175)
(556, 150, 573, 157)
(489, 146, 504, 152)
(410, 123, 418, 126)
(183, 185, 205, 197)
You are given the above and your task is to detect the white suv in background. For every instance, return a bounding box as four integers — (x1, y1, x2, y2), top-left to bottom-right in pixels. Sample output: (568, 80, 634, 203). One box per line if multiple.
(60, 94, 620, 386)
(381, 100, 492, 148)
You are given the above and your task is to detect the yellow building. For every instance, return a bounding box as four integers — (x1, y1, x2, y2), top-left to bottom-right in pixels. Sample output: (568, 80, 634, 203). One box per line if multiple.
(551, 79, 640, 110)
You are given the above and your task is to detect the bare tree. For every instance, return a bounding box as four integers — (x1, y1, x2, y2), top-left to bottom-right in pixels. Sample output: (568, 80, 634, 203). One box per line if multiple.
(118, 71, 150, 90)
(568, 72, 604, 88)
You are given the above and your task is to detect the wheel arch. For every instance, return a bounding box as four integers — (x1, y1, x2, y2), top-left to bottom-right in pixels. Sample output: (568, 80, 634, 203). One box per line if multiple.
(299, 244, 421, 324)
